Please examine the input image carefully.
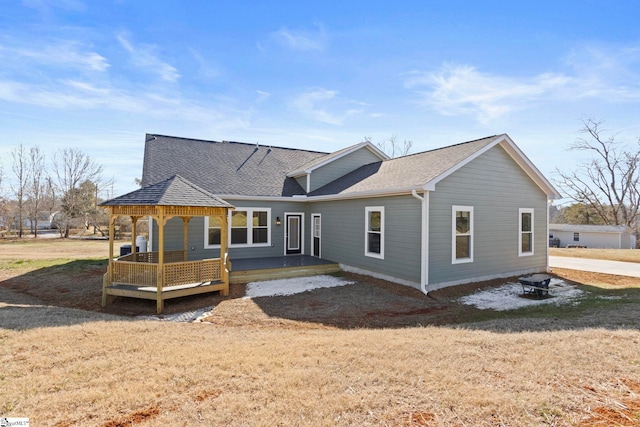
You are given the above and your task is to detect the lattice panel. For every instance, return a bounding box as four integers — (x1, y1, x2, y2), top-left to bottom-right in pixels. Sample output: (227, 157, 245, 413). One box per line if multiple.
(201, 258, 222, 281)
(164, 258, 222, 286)
(112, 261, 158, 286)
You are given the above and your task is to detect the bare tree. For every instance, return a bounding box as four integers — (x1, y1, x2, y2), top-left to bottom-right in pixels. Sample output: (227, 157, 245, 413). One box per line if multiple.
(365, 133, 413, 158)
(11, 144, 30, 237)
(554, 119, 640, 228)
(52, 148, 103, 238)
(25, 146, 47, 237)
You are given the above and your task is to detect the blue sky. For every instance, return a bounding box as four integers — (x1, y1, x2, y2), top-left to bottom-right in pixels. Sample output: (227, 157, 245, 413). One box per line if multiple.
(1, 0, 640, 200)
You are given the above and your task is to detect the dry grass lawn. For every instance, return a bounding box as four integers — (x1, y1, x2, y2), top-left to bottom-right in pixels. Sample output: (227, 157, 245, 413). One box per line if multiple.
(1, 239, 640, 426)
(550, 247, 640, 263)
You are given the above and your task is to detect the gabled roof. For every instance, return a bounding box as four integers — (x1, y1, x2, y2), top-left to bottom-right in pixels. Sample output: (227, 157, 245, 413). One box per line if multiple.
(309, 134, 561, 198)
(141, 134, 328, 197)
(101, 175, 233, 208)
(139, 133, 560, 201)
(549, 224, 631, 233)
(287, 141, 389, 177)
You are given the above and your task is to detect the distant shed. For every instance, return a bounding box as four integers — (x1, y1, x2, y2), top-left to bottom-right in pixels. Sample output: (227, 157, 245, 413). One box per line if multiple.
(549, 224, 635, 249)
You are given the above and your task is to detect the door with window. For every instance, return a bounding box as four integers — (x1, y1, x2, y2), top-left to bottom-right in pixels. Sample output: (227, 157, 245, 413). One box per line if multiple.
(286, 214, 303, 254)
(311, 214, 321, 257)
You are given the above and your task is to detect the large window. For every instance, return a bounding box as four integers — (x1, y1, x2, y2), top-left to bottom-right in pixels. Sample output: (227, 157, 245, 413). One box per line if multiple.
(204, 208, 270, 248)
(365, 206, 384, 259)
(452, 206, 473, 264)
(519, 208, 534, 256)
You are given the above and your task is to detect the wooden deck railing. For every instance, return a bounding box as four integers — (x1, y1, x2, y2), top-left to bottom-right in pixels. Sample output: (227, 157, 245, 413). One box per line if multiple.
(164, 258, 222, 287)
(111, 260, 158, 287)
(109, 254, 222, 288)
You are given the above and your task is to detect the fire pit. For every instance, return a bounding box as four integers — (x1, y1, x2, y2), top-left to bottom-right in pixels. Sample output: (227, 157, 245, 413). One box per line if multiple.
(519, 274, 552, 297)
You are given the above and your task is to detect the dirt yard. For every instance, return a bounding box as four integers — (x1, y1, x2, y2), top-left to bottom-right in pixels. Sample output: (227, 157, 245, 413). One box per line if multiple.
(2, 239, 640, 426)
(1, 238, 639, 327)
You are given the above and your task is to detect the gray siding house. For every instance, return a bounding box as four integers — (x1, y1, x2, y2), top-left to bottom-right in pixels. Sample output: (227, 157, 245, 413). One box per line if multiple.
(141, 133, 560, 293)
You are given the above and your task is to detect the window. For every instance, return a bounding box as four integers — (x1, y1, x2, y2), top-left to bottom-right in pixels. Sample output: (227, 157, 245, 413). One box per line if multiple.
(519, 208, 534, 256)
(204, 208, 270, 248)
(365, 206, 384, 259)
(573, 232, 579, 242)
(452, 206, 473, 264)
(207, 215, 222, 246)
(231, 211, 248, 244)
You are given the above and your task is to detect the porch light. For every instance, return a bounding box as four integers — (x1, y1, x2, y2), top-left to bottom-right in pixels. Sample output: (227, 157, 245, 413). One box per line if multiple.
(275, 216, 281, 226)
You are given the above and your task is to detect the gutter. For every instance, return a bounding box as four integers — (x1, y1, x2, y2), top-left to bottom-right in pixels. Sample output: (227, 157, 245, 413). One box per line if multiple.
(411, 189, 429, 294)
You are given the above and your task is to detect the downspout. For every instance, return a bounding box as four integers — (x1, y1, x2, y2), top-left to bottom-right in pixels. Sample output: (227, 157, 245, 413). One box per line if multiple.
(411, 189, 429, 294)
(547, 199, 552, 273)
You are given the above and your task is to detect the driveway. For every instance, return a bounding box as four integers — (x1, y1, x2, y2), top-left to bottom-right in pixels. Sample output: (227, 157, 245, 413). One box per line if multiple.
(549, 256, 640, 278)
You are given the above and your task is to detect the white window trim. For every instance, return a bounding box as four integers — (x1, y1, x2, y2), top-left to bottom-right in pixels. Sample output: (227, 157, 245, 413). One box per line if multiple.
(204, 208, 271, 249)
(518, 208, 534, 257)
(452, 205, 473, 264)
(311, 213, 321, 258)
(365, 206, 385, 259)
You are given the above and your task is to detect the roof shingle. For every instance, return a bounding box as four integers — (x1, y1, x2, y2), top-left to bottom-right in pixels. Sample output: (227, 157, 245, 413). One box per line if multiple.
(101, 174, 233, 208)
(141, 135, 327, 197)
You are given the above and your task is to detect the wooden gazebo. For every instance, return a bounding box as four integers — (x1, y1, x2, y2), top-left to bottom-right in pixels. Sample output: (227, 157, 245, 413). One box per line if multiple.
(100, 175, 234, 314)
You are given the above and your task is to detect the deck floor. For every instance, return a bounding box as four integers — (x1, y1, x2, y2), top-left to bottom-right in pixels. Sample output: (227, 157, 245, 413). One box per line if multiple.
(229, 255, 341, 283)
(231, 255, 336, 271)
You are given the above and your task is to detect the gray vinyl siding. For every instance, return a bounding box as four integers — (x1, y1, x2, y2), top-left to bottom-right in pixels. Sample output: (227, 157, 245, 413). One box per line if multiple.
(308, 195, 422, 283)
(294, 176, 307, 192)
(152, 199, 309, 260)
(428, 145, 548, 285)
(309, 148, 381, 193)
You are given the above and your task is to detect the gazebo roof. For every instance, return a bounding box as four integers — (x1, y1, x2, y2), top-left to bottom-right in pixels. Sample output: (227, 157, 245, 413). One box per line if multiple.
(101, 174, 234, 208)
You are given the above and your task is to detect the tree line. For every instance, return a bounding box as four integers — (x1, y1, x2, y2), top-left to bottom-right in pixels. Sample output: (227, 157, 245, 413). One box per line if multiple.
(552, 119, 640, 240)
(0, 145, 109, 238)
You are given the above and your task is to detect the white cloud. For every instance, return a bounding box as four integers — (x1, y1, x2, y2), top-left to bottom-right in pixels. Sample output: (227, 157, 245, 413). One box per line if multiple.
(406, 45, 640, 124)
(291, 88, 364, 125)
(272, 25, 327, 52)
(116, 32, 180, 82)
(405, 65, 572, 123)
(0, 41, 109, 72)
(255, 90, 271, 103)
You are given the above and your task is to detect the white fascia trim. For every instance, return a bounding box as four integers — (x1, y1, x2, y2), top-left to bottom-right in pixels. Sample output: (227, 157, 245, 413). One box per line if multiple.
(497, 136, 562, 199)
(422, 135, 502, 191)
(286, 141, 389, 177)
(308, 187, 423, 201)
(421, 134, 562, 199)
(219, 186, 425, 203)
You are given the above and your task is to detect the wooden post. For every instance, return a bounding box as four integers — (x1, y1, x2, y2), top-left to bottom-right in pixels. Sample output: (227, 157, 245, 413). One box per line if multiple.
(181, 216, 190, 262)
(156, 209, 165, 314)
(220, 211, 229, 296)
(130, 215, 138, 256)
(131, 216, 140, 257)
(102, 212, 116, 307)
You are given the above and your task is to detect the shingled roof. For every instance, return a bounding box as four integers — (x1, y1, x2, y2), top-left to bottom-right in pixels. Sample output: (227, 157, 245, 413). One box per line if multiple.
(308, 135, 500, 196)
(101, 175, 233, 208)
(139, 133, 560, 200)
(141, 134, 328, 197)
